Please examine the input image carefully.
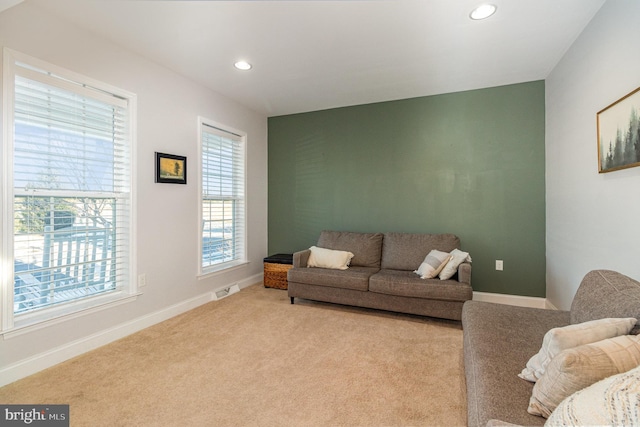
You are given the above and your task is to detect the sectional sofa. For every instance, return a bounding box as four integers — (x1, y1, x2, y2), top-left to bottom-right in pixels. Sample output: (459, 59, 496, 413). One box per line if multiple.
(462, 269, 640, 426)
(287, 230, 472, 321)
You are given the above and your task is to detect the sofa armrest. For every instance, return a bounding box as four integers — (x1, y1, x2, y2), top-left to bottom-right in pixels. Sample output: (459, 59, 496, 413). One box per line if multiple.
(293, 249, 311, 268)
(570, 270, 640, 332)
(458, 262, 472, 285)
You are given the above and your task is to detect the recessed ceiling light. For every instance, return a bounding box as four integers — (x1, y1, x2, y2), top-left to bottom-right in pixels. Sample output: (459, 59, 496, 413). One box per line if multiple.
(470, 4, 497, 20)
(234, 61, 252, 71)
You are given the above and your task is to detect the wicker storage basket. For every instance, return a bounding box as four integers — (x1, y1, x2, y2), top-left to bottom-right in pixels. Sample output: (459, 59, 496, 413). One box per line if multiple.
(263, 254, 293, 290)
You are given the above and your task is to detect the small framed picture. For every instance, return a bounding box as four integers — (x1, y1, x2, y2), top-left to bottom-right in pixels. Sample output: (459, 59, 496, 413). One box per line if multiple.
(597, 86, 640, 173)
(155, 152, 187, 184)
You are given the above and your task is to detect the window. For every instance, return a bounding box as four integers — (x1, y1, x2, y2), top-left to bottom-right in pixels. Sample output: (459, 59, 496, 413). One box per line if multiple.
(198, 118, 246, 274)
(1, 49, 136, 332)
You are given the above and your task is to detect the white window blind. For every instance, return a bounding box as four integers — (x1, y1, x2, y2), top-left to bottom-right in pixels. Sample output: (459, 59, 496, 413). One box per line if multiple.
(200, 120, 246, 273)
(3, 50, 134, 325)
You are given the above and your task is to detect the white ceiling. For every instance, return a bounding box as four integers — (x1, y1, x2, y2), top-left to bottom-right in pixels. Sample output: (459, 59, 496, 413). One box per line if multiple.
(19, 0, 605, 117)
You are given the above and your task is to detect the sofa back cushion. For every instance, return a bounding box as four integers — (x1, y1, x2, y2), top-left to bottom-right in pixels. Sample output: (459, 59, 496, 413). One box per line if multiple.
(571, 270, 640, 334)
(317, 231, 384, 268)
(381, 232, 460, 271)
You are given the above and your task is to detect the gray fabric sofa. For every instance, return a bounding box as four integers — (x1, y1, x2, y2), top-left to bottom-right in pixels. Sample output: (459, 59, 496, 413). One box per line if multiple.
(287, 230, 472, 321)
(462, 269, 640, 427)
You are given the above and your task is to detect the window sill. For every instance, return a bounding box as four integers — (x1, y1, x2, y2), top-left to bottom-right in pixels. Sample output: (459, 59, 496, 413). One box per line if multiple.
(198, 260, 250, 280)
(2, 291, 142, 340)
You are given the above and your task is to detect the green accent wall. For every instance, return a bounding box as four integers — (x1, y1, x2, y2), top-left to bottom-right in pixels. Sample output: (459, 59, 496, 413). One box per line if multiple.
(268, 81, 545, 297)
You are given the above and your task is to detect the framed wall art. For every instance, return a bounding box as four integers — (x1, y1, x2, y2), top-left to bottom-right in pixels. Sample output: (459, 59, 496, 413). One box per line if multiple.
(597, 86, 640, 173)
(155, 152, 187, 184)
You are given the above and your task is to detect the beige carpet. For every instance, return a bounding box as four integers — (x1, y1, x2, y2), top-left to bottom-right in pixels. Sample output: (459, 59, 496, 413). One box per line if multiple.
(0, 284, 467, 426)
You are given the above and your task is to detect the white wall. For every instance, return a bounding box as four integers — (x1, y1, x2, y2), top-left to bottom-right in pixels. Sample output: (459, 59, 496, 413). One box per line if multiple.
(546, 0, 640, 309)
(0, 1, 268, 384)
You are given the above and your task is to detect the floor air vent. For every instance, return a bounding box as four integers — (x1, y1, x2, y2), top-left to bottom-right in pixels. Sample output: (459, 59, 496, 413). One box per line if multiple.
(212, 284, 240, 301)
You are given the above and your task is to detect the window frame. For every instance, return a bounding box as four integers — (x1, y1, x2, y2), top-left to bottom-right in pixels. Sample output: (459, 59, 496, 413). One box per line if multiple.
(1, 48, 138, 336)
(197, 117, 248, 277)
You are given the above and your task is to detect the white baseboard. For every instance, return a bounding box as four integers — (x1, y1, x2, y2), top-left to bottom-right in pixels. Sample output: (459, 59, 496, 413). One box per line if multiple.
(472, 291, 549, 309)
(0, 273, 263, 387)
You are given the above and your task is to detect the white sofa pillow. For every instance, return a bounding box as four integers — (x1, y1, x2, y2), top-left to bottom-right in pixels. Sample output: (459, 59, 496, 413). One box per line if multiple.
(518, 317, 637, 382)
(307, 246, 354, 270)
(528, 334, 640, 418)
(545, 364, 640, 426)
(438, 249, 472, 280)
(414, 250, 451, 279)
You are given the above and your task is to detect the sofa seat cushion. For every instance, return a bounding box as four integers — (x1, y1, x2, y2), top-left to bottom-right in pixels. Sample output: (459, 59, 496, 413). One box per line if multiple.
(287, 266, 378, 292)
(368, 269, 472, 302)
(462, 301, 571, 427)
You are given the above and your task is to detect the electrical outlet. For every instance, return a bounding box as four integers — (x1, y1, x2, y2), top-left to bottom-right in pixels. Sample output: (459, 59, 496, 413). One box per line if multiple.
(138, 273, 147, 287)
(495, 260, 503, 271)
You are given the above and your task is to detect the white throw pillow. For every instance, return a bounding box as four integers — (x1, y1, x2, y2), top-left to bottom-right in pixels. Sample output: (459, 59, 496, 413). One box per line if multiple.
(528, 334, 640, 418)
(307, 246, 354, 270)
(414, 250, 451, 279)
(545, 364, 640, 426)
(518, 317, 637, 382)
(438, 249, 472, 280)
